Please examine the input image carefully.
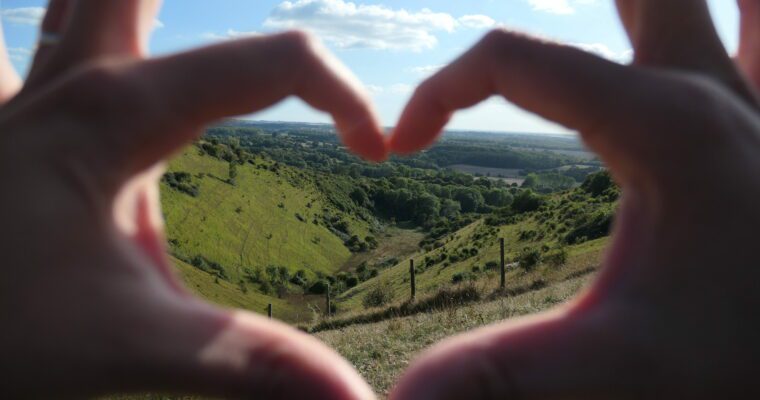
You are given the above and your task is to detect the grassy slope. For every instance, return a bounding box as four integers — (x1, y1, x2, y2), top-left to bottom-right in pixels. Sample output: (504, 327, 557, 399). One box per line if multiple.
(319, 270, 601, 397)
(336, 214, 608, 315)
(161, 147, 371, 321)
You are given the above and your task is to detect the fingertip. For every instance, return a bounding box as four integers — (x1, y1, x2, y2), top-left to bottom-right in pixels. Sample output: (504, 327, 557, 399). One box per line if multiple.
(211, 311, 377, 400)
(388, 100, 450, 155)
(338, 116, 390, 163)
(390, 336, 487, 400)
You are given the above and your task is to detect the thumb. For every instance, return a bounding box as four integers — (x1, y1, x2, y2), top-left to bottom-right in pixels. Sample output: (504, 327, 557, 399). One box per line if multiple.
(389, 304, 647, 400)
(116, 298, 374, 399)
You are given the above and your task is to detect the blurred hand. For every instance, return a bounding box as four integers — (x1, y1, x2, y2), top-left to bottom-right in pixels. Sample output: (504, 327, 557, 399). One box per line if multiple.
(389, 1, 760, 399)
(0, 0, 384, 398)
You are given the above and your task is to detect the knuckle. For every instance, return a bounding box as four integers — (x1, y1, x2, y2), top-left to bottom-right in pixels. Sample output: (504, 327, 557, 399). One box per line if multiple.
(481, 27, 511, 48)
(60, 61, 145, 122)
(275, 30, 318, 59)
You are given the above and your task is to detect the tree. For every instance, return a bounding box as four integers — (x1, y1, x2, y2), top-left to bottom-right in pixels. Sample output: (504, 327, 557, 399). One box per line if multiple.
(582, 170, 615, 197)
(440, 199, 461, 218)
(453, 187, 485, 213)
(483, 188, 513, 207)
(512, 190, 544, 213)
(414, 193, 440, 225)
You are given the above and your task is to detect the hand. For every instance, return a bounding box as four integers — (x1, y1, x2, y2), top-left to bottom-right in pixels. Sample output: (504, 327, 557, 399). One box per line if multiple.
(0, 0, 384, 398)
(389, 1, 760, 399)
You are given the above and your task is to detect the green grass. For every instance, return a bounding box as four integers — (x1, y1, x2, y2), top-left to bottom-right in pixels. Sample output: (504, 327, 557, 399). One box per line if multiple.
(161, 147, 374, 321)
(334, 211, 608, 316)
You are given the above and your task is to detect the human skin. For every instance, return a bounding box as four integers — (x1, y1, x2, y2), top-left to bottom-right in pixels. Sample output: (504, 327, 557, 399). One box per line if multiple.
(2, 0, 760, 399)
(0, 0, 383, 398)
(388, 1, 760, 399)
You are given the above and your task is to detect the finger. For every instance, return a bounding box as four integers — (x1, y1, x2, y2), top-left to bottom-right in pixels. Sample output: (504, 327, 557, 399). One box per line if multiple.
(116, 301, 374, 399)
(388, 30, 684, 178)
(26, 0, 74, 81)
(26, 0, 160, 89)
(615, 0, 757, 104)
(390, 305, 653, 400)
(0, 20, 22, 103)
(52, 31, 386, 185)
(738, 0, 760, 89)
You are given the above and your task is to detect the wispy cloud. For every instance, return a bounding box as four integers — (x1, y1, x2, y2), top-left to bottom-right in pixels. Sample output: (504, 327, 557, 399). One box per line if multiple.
(527, 0, 597, 15)
(1, 7, 45, 25)
(264, 0, 496, 51)
(201, 29, 260, 41)
(458, 14, 496, 29)
(366, 83, 413, 95)
(571, 42, 632, 63)
(408, 64, 444, 76)
(7, 46, 32, 61)
(154, 18, 165, 29)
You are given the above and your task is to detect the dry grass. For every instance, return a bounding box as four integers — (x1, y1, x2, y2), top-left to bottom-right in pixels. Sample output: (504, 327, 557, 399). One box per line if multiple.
(317, 274, 594, 397)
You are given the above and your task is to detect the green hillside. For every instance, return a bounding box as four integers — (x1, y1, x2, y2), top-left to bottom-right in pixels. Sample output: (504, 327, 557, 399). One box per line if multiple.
(161, 144, 377, 321)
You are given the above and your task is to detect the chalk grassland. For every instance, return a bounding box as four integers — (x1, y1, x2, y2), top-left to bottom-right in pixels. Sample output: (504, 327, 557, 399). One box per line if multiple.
(333, 219, 607, 316)
(162, 148, 372, 321)
(319, 274, 595, 397)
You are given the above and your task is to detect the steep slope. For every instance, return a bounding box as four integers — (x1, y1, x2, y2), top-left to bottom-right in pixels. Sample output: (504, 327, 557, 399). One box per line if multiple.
(161, 145, 375, 321)
(332, 187, 615, 317)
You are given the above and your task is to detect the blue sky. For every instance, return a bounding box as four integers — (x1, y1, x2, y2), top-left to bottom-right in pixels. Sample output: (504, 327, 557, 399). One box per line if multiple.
(0, 0, 741, 134)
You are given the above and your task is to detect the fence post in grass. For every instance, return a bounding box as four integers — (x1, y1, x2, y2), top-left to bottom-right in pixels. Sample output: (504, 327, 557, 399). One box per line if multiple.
(326, 283, 331, 317)
(500, 237, 506, 290)
(267, 303, 272, 319)
(410, 259, 416, 301)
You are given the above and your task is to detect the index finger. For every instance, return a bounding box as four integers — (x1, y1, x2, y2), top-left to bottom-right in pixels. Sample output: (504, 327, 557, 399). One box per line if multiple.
(51, 31, 387, 187)
(387, 30, 691, 179)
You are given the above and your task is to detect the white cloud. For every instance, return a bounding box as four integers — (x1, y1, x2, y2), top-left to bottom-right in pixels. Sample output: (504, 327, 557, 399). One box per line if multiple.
(264, 0, 462, 51)
(527, 0, 597, 15)
(201, 29, 260, 41)
(459, 14, 496, 29)
(572, 42, 632, 63)
(153, 18, 165, 29)
(7, 47, 32, 61)
(366, 83, 413, 95)
(1, 7, 45, 25)
(528, 0, 574, 14)
(408, 64, 443, 76)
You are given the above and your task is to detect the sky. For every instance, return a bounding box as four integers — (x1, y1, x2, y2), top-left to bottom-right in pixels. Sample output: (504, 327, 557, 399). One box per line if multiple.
(0, 0, 742, 134)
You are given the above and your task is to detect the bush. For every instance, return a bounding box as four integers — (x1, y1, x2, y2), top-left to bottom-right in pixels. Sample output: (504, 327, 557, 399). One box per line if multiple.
(451, 272, 474, 284)
(485, 260, 499, 271)
(564, 209, 614, 244)
(517, 248, 542, 271)
(362, 284, 392, 309)
(512, 190, 545, 214)
(308, 280, 329, 295)
(544, 247, 568, 267)
(290, 269, 308, 287)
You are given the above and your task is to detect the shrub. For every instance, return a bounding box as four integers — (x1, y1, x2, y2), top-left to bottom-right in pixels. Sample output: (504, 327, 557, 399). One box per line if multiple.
(451, 272, 474, 283)
(308, 280, 329, 295)
(362, 284, 392, 309)
(485, 260, 499, 271)
(517, 248, 542, 271)
(544, 247, 568, 267)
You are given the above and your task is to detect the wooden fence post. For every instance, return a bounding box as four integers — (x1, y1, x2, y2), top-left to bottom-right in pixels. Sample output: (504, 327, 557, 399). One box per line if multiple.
(326, 283, 331, 316)
(410, 259, 416, 300)
(267, 303, 272, 319)
(500, 237, 506, 290)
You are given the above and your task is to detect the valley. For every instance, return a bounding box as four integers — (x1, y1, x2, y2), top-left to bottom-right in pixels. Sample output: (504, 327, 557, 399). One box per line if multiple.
(152, 120, 615, 396)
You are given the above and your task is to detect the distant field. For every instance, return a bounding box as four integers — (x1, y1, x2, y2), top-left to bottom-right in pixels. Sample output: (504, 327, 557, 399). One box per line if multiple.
(446, 164, 525, 185)
(525, 147, 597, 160)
